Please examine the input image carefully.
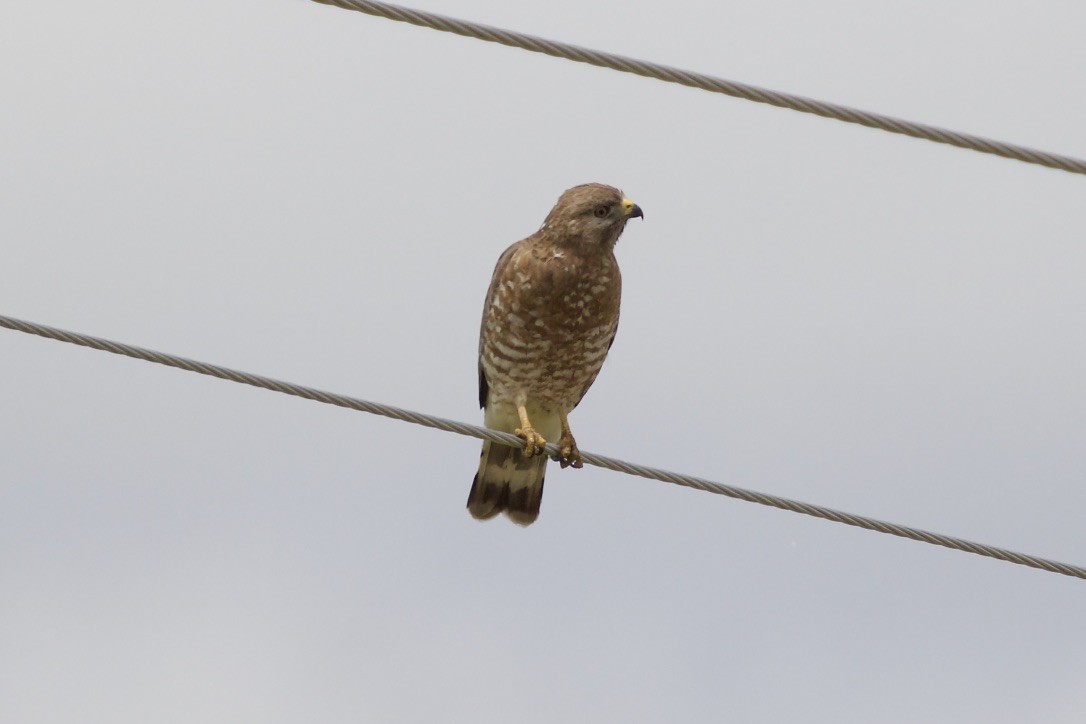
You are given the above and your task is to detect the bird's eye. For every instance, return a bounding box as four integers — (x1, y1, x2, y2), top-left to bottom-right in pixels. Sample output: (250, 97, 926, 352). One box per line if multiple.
(594, 205, 610, 218)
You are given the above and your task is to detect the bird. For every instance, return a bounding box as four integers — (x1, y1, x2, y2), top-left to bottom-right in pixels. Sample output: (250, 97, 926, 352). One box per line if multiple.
(467, 183, 643, 525)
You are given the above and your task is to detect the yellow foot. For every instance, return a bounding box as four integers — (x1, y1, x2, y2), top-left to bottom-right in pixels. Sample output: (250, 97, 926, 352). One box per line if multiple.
(554, 430, 583, 469)
(514, 426, 547, 458)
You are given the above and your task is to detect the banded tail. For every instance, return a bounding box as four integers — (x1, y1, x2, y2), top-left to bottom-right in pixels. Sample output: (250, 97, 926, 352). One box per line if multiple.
(467, 440, 547, 526)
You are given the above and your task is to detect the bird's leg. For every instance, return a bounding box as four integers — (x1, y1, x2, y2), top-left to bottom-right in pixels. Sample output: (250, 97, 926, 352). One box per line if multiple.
(554, 411, 583, 469)
(514, 401, 547, 458)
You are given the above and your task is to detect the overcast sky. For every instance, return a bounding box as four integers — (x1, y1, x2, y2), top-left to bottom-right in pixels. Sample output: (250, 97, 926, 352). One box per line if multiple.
(3, 1, 1085, 722)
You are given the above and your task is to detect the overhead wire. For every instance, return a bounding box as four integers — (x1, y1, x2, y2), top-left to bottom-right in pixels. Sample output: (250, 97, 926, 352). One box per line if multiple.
(3, 312, 1084, 581)
(309, 0, 1086, 177)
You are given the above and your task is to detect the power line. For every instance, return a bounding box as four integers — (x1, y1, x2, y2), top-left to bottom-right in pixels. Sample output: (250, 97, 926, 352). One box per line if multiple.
(311, 0, 1086, 177)
(2, 312, 1083, 581)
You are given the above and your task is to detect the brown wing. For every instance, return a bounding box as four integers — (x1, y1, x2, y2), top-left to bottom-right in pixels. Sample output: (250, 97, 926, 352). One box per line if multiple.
(478, 240, 523, 409)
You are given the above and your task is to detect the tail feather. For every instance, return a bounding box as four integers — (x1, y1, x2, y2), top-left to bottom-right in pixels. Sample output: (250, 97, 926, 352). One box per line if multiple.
(467, 440, 547, 526)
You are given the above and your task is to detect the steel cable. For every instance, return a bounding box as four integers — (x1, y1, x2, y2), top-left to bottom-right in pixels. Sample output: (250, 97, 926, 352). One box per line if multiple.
(3, 313, 1083, 581)
(310, 0, 1086, 176)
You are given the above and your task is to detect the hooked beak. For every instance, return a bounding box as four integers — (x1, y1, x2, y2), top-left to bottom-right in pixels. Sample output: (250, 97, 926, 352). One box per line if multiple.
(621, 198, 644, 220)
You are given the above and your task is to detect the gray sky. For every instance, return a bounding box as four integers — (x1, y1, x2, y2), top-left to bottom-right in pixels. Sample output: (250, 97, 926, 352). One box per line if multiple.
(3, 0, 1085, 721)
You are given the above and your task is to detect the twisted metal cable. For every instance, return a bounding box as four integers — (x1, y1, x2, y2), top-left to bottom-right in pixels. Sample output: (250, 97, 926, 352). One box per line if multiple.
(3, 312, 1084, 581)
(311, 0, 1086, 177)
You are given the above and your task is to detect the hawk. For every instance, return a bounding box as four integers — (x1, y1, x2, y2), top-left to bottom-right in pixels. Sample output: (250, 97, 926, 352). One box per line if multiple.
(467, 183, 643, 525)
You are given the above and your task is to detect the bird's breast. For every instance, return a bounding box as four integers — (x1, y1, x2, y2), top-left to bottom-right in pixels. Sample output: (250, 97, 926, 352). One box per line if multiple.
(481, 248, 621, 407)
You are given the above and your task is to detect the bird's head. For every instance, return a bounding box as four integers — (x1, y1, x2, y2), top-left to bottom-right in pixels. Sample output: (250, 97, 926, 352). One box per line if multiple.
(540, 183, 643, 249)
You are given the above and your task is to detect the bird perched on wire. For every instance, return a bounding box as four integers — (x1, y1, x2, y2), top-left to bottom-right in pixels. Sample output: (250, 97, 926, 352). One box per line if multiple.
(467, 183, 643, 525)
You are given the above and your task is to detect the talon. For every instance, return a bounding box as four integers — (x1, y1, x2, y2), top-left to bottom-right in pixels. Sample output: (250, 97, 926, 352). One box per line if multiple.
(515, 426, 546, 458)
(556, 430, 583, 469)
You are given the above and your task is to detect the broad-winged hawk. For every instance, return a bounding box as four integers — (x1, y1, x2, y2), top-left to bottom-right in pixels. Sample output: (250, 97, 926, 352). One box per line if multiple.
(467, 183, 643, 525)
